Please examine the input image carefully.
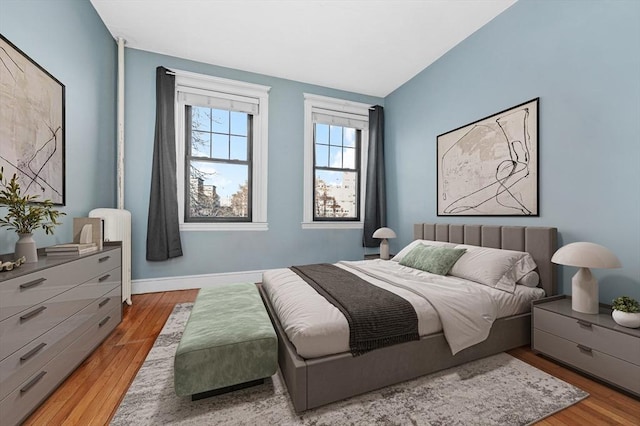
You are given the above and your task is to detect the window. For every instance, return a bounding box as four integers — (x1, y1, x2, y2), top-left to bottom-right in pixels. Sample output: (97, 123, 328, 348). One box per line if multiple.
(314, 123, 360, 220)
(175, 71, 269, 231)
(185, 107, 252, 222)
(303, 94, 370, 229)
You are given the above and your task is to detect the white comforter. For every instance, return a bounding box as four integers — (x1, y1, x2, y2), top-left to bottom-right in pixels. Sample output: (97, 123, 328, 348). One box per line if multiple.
(262, 259, 545, 358)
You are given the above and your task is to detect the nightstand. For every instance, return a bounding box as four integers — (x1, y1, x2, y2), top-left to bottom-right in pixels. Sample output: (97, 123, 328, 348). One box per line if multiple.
(532, 296, 640, 397)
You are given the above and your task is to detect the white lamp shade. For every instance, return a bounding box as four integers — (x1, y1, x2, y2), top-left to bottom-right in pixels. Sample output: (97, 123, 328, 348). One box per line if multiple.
(372, 227, 396, 239)
(551, 242, 621, 269)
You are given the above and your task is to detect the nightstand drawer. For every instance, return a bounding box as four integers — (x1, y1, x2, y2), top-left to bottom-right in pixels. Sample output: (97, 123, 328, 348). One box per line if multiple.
(534, 307, 640, 365)
(534, 329, 640, 395)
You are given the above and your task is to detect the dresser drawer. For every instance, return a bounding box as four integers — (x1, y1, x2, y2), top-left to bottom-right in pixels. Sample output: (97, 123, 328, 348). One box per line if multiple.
(534, 328, 640, 395)
(0, 304, 121, 426)
(79, 248, 121, 277)
(0, 285, 120, 400)
(80, 267, 121, 301)
(0, 248, 121, 322)
(0, 269, 120, 360)
(534, 307, 640, 365)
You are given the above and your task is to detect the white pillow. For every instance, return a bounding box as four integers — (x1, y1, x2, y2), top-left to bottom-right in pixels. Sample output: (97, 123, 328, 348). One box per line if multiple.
(517, 271, 540, 288)
(449, 245, 538, 293)
(392, 239, 458, 262)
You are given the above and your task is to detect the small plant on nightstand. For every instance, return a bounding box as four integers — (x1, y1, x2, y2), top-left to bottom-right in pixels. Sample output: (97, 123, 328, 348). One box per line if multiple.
(611, 296, 640, 328)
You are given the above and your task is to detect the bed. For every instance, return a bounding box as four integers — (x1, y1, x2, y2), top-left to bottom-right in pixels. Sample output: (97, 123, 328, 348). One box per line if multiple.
(258, 223, 557, 412)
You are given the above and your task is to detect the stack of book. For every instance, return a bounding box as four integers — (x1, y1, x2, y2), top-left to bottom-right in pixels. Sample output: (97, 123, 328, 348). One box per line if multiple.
(45, 243, 98, 257)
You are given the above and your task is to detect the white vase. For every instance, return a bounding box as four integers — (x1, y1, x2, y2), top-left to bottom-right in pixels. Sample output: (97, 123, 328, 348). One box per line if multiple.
(612, 310, 640, 328)
(15, 233, 38, 263)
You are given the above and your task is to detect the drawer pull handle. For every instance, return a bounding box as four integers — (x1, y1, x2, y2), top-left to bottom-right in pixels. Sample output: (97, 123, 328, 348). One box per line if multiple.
(99, 297, 110, 308)
(98, 256, 110, 263)
(20, 371, 47, 393)
(99, 316, 111, 327)
(20, 278, 47, 289)
(20, 306, 47, 322)
(20, 342, 47, 362)
(577, 344, 593, 353)
(98, 274, 111, 282)
(577, 320, 592, 329)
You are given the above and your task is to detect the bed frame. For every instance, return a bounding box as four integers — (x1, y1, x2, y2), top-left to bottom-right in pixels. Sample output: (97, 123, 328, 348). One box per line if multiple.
(258, 223, 557, 412)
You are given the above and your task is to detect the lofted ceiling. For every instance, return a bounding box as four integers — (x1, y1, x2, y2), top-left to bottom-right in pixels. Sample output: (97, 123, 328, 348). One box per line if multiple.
(90, 0, 516, 97)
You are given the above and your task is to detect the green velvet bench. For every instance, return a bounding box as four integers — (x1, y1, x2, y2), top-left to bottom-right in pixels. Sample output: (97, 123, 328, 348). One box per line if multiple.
(174, 283, 278, 400)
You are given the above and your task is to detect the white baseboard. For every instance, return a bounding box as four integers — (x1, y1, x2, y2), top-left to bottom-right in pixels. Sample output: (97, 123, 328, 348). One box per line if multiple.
(132, 269, 266, 294)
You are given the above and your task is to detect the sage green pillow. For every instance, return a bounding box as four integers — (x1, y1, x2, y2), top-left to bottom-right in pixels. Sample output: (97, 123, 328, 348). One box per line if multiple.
(399, 244, 467, 275)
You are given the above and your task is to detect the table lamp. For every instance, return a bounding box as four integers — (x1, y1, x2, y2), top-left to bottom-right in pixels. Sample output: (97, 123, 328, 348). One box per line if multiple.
(551, 242, 622, 314)
(372, 227, 396, 260)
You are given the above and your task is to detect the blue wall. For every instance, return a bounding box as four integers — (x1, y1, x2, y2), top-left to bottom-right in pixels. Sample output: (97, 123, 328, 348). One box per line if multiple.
(0, 0, 117, 253)
(385, 0, 640, 301)
(3, 0, 637, 304)
(124, 49, 382, 280)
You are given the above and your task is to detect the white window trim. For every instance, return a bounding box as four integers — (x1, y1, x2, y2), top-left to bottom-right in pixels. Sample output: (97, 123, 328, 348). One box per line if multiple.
(302, 93, 371, 229)
(174, 70, 270, 231)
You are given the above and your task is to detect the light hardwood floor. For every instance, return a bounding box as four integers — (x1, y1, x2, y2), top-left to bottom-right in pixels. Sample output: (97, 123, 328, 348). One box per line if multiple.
(24, 290, 640, 425)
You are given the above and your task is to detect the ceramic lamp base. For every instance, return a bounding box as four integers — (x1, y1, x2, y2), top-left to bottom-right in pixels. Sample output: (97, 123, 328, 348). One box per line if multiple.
(379, 239, 390, 260)
(571, 267, 598, 314)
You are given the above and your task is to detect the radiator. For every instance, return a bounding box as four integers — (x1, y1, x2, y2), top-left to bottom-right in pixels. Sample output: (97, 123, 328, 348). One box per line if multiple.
(89, 208, 132, 305)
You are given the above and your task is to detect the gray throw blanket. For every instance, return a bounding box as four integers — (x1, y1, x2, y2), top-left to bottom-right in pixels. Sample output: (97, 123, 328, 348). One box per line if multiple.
(290, 263, 419, 356)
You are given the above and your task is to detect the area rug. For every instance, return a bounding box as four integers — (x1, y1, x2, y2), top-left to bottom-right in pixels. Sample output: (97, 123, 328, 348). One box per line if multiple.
(111, 303, 588, 426)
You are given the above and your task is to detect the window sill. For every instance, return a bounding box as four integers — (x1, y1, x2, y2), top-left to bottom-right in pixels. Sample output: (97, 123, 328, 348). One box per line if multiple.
(301, 221, 363, 230)
(180, 222, 268, 232)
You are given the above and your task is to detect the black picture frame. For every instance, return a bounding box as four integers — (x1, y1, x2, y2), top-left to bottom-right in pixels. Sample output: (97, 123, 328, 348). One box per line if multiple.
(437, 98, 539, 216)
(0, 34, 66, 205)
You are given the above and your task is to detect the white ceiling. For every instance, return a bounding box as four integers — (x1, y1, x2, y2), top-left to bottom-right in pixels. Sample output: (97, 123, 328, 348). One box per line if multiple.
(90, 0, 516, 98)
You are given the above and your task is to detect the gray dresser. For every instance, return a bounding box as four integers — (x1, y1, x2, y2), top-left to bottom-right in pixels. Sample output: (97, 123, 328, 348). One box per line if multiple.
(0, 245, 122, 425)
(532, 296, 640, 397)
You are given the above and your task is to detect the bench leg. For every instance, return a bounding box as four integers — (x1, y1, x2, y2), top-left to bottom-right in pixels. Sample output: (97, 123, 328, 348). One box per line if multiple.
(191, 378, 265, 401)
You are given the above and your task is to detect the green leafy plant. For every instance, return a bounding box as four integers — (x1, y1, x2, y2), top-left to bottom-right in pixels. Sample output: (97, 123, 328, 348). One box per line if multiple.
(0, 167, 65, 235)
(612, 296, 640, 313)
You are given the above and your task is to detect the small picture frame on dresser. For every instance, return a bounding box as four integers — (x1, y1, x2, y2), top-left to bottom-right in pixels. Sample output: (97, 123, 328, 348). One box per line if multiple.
(73, 217, 103, 249)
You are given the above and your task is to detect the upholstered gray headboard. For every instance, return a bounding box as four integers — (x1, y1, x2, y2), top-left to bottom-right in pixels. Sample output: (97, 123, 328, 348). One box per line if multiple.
(413, 223, 558, 296)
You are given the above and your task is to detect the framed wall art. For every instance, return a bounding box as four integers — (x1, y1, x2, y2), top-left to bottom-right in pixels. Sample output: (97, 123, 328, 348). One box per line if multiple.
(437, 98, 538, 216)
(0, 34, 65, 205)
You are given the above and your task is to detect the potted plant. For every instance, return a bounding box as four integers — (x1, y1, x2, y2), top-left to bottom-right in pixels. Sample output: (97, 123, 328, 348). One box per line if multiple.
(611, 296, 640, 328)
(0, 167, 65, 263)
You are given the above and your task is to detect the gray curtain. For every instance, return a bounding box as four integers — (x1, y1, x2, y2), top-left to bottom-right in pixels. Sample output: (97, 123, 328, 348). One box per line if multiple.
(146, 66, 183, 261)
(363, 105, 386, 247)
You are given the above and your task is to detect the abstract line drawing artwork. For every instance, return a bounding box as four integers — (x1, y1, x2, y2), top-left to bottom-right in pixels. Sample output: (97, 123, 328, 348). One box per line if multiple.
(437, 98, 538, 216)
(0, 34, 65, 205)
